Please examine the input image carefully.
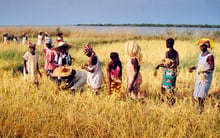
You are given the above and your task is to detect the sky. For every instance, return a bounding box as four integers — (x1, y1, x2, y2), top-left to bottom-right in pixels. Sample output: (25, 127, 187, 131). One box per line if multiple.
(1, 0, 220, 26)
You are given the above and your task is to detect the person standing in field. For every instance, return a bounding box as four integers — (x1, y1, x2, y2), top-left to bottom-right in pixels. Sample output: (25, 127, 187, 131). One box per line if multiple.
(21, 33, 28, 45)
(56, 32, 64, 44)
(44, 32, 50, 43)
(23, 42, 42, 85)
(53, 41, 73, 85)
(155, 38, 179, 104)
(56, 27, 64, 44)
(43, 37, 56, 78)
(125, 41, 143, 99)
(2, 32, 9, 44)
(189, 38, 215, 108)
(106, 52, 122, 95)
(53, 41, 72, 67)
(82, 44, 105, 91)
(37, 31, 44, 46)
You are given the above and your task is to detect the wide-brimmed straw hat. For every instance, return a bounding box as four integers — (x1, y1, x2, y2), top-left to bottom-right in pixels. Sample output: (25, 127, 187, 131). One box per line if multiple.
(195, 38, 215, 49)
(44, 32, 50, 37)
(52, 66, 72, 77)
(52, 41, 72, 51)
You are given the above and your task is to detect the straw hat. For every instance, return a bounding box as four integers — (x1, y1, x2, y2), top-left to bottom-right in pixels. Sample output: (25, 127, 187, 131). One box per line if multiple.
(195, 38, 215, 49)
(52, 41, 72, 51)
(44, 32, 50, 37)
(52, 66, 72, 77)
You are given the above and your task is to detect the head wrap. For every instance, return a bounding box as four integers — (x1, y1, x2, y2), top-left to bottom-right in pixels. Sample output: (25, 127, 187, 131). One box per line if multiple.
(195, 38, 215, 49)
(83, 44, 93, 54)
(28, 42, 36, 48)
(124, 41, 143, 63)
(45, 37, 52, 44)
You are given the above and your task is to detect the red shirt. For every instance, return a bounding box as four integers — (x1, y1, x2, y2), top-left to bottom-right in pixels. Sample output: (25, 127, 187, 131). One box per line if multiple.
(43, 47, 56, 71)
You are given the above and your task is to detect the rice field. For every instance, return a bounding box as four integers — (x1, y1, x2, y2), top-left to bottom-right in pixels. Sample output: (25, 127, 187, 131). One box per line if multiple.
(0, 27, 219, 137)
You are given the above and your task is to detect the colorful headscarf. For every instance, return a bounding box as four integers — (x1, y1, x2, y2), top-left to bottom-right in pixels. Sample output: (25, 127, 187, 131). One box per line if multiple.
(195, 38, 215, 49)
(83, 44, 93, 54)
(124, 41, 143, 63)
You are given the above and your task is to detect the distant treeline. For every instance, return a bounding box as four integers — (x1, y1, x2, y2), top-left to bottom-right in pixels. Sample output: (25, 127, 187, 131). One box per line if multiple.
(76, 24, 220, 28)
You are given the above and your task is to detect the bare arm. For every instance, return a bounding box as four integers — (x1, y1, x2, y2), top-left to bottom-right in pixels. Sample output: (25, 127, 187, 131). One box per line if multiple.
(23, 59, 28, 74)
(106, 62, 112, 93)
(37, 62, 42, 77)
(207, 55, 214, 71)
(118, 62, 122, 81)
(189, 66, 196, 73)
(82, 55, 97, 73)
(176, 52, 179, 66)
(155, 63, 166, 70)
(128, 58, 140, 92)
(201, 55, 214, 73)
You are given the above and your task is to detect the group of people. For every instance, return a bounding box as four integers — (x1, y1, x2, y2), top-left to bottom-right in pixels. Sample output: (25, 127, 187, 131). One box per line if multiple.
(2, 29, 64, 46)
(21, 32, 215, 107)
(37, 31, 64, 46)
(2, 32, 29, 45)
(155, 38, 215, 107)
(2, 32, 19, 44)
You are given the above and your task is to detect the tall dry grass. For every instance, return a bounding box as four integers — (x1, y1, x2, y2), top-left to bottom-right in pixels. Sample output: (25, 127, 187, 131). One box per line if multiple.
(0, 28, 219, 137)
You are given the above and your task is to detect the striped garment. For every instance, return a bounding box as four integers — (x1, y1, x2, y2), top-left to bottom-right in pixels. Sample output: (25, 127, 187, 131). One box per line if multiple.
(162, 69, 177, 90)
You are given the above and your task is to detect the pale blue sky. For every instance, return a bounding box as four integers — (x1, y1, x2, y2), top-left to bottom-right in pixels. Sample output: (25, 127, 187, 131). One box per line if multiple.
(1, 0, 220, 25)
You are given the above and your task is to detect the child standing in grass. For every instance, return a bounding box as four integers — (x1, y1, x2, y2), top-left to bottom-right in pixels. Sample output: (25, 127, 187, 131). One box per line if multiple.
(23, 42, 42, 85)
(125, 41, 142, 99)
(106, 52, 122, 95)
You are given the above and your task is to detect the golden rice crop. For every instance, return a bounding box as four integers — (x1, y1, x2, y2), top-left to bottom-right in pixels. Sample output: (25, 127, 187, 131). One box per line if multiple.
(0, 28, 219, 137)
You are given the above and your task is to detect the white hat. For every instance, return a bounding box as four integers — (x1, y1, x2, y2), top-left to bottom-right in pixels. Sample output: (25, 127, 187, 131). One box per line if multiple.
(45, 37, 52, 44)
